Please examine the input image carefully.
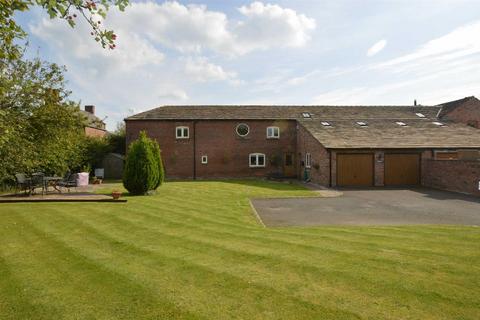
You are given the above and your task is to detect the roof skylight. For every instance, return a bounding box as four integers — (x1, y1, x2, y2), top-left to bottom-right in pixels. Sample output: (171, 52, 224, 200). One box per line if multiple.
(321, 121, 331, 127)
(415, 113, 425, 118)
(356, 121, 368, 127)
(396, 121, 407, 126)
(302, 112, 312, 118)
(432, 121, 445, 126)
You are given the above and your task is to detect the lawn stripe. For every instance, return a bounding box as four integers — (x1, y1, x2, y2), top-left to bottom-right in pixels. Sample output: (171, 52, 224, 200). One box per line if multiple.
(32, 207, 479, 320)
(0, 211, 205, 320)
(19, 208, 364, 320)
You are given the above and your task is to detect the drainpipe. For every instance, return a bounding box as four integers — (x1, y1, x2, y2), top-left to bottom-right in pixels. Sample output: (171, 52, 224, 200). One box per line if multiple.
(329, 150, 332, 187)
(193, 120, 197, 180)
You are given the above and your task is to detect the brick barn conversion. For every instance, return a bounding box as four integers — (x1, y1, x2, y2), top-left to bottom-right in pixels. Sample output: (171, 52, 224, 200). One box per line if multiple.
(125, 96, 480, 196)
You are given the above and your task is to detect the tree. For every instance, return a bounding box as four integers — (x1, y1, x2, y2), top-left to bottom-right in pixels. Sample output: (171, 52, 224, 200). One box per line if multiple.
(0, 53, 87, 181)
(150, 138, 164, 189)
(1, 0, 129, 61)
(108, 122, 126, 155)
(123, 131, 163, 195)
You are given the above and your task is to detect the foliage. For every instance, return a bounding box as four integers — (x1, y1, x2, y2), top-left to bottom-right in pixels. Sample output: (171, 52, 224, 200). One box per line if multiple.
(150, 137, 164, 189)
(1, 0, 129, 61)
(108, 122, 126, 155)
(123, 131, 162, 195)
(81, 136, 111, 171)
(0, 53, 87, 181)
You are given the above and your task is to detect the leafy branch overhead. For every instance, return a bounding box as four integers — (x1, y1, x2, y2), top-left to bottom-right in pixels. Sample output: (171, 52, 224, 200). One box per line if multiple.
(1, 0, 129, 54)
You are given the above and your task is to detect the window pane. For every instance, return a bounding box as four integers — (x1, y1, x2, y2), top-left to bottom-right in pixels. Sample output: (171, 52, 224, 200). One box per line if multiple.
(183, 128, 188, 137)
(250, 155, 256, 165)
(258, 155, 265, 166)
(237, 124, 249, 136)
(267, 127, 272, 136)
(176, 128, 182, 137)
(274, 128, 279, 136)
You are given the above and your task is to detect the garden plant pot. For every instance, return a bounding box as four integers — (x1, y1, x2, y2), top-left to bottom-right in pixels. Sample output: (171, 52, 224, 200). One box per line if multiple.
(111, 191, 121, 200)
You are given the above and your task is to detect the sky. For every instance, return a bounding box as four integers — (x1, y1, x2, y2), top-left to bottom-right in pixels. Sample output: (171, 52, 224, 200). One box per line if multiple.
(16, 0, 480, 130)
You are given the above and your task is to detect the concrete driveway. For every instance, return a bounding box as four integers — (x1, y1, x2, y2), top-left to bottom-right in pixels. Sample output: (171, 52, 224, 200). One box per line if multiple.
(251, 188, 480, 227)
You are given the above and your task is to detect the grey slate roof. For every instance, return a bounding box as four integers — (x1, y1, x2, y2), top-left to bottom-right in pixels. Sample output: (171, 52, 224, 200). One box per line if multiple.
(81, 110, 106, 130)
(126, 103, 480, 149)
(300, 119, 480, 149)
(126, 105, 441, 120)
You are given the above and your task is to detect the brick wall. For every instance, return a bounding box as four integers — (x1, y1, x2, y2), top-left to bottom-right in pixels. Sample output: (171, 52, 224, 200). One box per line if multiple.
(85, 126, 107, 138)
(423, 159, 480, 196)
(440, 98, 480, 128)
(297, 124, 330, 186)
(126, 119, 297, 179)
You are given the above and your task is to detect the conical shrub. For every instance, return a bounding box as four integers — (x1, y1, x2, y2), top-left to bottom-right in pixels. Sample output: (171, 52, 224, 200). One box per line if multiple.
(123, 131, 161, 195)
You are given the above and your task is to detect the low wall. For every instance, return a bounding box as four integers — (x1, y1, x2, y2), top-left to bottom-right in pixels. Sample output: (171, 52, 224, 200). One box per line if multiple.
(423, 159, 480, 196)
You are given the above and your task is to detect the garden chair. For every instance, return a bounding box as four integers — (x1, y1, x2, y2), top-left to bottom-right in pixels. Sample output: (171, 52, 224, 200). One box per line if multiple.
(14, 173, 31, 195)
(30, 172, 45, 195)
(57, 173, 78, 193)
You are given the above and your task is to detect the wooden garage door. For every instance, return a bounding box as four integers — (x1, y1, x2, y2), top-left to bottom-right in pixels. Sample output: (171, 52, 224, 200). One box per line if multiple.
(384, 153, 420, 186)
(337, 154, 374, 186)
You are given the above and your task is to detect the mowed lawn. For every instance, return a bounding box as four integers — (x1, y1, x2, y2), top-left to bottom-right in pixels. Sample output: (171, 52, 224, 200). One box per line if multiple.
(1, 180, 479, 320)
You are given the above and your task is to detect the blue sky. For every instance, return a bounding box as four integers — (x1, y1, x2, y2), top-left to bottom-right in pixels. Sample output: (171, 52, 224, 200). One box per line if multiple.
(16, 0, 480, 130)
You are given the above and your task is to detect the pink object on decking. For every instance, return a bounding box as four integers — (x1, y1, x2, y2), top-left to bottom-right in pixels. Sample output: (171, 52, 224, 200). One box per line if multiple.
(76, 172, 89, 186)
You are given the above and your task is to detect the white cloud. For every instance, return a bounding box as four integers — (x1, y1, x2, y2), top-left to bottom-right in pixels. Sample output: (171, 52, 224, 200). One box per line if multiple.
(366, 39, 387, 57)
(376, 21, 480, 70)
(104, 1, 316, 56)
(183, 57, 237, 82)
(234, 2, 316, 53)
(31, 17, 164, 73)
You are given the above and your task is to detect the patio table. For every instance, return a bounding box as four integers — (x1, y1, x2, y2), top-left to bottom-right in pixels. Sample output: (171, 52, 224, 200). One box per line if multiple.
(43, 176, 63, 193)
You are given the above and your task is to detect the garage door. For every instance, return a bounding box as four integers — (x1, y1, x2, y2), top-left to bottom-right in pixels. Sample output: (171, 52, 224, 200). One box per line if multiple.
(384, 153, 420, 186)
(337, 154, 374, 186)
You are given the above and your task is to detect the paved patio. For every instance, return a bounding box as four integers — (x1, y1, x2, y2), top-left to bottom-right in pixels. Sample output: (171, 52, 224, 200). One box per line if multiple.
(251, 188, 480, 227)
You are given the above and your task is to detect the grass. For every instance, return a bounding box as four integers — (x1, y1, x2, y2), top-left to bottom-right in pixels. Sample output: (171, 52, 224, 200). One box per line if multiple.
(0, 180, 479, 319)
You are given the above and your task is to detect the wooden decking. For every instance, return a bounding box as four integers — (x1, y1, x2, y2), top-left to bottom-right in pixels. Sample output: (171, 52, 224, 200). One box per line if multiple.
(0, 192, 127, 203)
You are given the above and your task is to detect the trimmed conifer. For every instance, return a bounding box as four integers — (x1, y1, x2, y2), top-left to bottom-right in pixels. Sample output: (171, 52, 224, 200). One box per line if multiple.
(123, 131, 159, 195)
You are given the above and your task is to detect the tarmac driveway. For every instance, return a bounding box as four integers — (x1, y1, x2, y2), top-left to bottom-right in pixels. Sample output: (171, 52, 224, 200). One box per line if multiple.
(251, 188, 480, 227)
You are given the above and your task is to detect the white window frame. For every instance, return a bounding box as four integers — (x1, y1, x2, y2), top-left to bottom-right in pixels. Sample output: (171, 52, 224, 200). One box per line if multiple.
(356, 121, 368, 127)
(249, 153, 266, 168)
(266, 126, 280, 139)
(175, 126, 189, 139)
(236, 123, 250, 137)
(396, 121, 407, 126)
(201, 155, 208, 164)
(305, 153, 312, 168)
(321, 121, 331, 127)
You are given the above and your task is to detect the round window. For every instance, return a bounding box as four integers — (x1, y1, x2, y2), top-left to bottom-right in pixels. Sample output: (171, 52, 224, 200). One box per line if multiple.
(236, 123, 250, 137)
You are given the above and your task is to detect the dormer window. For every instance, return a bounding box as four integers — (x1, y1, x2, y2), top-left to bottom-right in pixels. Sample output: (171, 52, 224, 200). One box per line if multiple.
(396, 121, 407, 126)
(321, 121, 331, 127)
(176, 126, 189, 139)
(415, 113, 425, 118)
(302, 112, 311, 118)
(356, 121, 368, 127)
